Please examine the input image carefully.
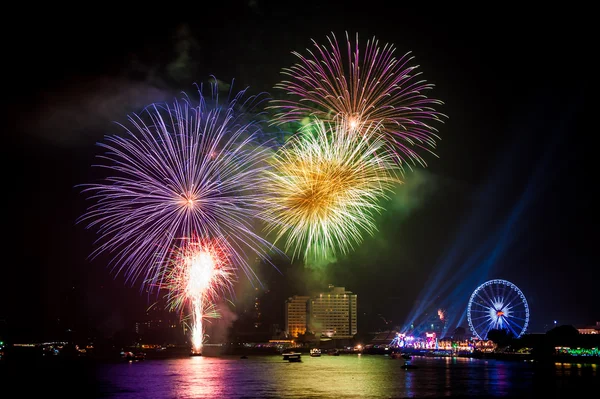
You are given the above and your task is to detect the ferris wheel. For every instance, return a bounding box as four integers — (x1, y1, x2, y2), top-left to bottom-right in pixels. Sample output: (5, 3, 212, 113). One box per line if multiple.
(467, 279, 529, 340)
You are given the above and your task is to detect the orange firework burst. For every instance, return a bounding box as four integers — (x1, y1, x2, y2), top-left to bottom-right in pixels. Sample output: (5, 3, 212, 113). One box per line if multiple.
(260, 119, 401, 261)
(438, 308, 445, 321)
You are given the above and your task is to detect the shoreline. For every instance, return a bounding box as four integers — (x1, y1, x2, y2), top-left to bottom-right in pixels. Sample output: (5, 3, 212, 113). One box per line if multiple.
(2, 349, 598, 365)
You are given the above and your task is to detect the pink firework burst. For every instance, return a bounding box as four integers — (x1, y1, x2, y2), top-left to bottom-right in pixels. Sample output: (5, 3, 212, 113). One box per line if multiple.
(269, 32, 446, 168)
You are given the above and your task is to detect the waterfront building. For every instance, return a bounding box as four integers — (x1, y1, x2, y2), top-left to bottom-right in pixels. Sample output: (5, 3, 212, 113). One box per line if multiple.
(577, 321, 600, 334)
(309, 285, 357, 339)
(284, 285, 358, 340)
(285, 295, 310, 338)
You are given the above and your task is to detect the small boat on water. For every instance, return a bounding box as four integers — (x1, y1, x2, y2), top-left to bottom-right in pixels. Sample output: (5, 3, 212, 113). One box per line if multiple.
(400, 356, 418, 369)
(310, 348, 321, 357)
(190, 349, 202, 357)
(327, 349, 340, 356)
(122, 352, 146, 361)
(390, 351, 418, 369)
(282, 352, 302, 362)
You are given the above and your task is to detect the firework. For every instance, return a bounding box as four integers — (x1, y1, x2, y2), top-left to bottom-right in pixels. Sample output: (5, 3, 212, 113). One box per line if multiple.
(162, 236, 235, 313)
(268, 32, 446, 167)
(260, 119, 401, 261)
(161, 236, 235, 353)
(78, 79, 276, 289)
(438, 308, 446, 321)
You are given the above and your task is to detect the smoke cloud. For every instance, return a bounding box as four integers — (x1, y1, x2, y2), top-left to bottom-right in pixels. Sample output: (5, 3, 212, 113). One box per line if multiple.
(25, 78, 173, 148)
(296, 168, 441, 294)
(18, 23, 210, 150)
(205, 301, 239, 346)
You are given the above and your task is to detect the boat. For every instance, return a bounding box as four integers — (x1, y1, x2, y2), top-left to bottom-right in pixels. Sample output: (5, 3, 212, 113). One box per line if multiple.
(282, 352, 302, 362)
(190, 349, 202, 357)
(287, 353, 302, 362)
(400, 356, 418, 369)
(389, 351, 418, 368)
(327, 349, 340, 356)
(310, 348, 321, 357)
(282, 352, 300, 360)
(391, 352, 412, 360)
(122, 351, 146, 361)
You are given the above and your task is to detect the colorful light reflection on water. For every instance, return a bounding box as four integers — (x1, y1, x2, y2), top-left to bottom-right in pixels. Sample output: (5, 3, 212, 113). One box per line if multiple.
(99, 356, 598, 398)
(3, 355, 598, 398)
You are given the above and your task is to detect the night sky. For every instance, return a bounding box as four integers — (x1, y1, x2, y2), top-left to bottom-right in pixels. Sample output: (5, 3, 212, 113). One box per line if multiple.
(4, 3, 596, 341)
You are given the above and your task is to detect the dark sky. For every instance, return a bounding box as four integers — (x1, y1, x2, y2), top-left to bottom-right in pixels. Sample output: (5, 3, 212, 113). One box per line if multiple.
(4, 2, 596, 340)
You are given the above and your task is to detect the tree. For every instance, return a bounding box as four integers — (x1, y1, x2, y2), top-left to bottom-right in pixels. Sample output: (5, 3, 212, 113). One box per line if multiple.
(452, 327, 466, 340)
(486, 328, 513, 347)
(547, 324, 579, 346)
(296, 331, 317, 345)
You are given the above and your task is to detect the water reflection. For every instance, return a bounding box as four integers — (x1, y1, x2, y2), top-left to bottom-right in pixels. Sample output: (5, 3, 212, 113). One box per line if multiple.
(169, 356, 227, 398)
(554, 361, 598, 378)
(86, 355, 599, 398)
(444, 357, 451, 396)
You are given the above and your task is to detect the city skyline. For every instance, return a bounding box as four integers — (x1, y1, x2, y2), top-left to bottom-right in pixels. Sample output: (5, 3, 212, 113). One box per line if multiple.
(3, 3, 596, 344)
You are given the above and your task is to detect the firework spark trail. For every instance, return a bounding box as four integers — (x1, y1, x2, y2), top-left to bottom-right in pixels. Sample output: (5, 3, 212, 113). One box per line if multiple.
(268, 31, 446, 168)
(160, 236, 235, 352)
(78, 79, 278, 290)
(162, 237, 235, 314)
(189, 298, 225, 352)
(260, 119, 401, 262)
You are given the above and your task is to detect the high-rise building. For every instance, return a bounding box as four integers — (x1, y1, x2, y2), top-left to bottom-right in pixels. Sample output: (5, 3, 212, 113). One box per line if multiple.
(309, 285, 357, 339)
(285, 295, 310, 338)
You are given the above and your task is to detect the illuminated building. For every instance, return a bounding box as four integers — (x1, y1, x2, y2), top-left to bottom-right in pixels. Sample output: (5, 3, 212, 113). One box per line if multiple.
(309, 285, 357, 339)
(134, 302, 182, 344)
(577, 321, 600, 334)
(285, 295, 310, 338)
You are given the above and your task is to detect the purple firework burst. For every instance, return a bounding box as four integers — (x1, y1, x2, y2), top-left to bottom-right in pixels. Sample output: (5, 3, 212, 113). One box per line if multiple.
(78, 79, 277, 289)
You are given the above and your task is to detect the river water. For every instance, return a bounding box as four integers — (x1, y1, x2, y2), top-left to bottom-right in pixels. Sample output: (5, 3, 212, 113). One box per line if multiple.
(3, 354, 598, 398)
